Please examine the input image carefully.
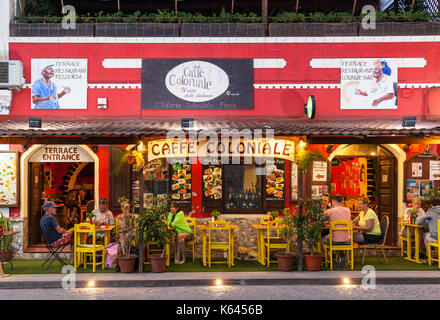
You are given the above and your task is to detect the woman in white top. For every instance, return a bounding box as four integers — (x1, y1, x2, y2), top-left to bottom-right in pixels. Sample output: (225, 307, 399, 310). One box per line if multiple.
(402, 196, 426, 248)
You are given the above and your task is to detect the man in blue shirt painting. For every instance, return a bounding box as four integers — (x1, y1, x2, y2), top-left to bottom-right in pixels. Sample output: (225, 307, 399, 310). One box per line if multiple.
(31, 65, 71, 109)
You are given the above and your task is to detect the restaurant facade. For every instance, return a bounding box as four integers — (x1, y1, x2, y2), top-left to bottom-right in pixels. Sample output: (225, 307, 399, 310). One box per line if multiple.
(3, 33, 440, 257)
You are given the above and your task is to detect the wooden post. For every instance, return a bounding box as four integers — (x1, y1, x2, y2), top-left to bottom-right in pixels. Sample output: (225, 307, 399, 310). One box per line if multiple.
(175, 0, 178, 15)
(297, 169, 303, 271)
(231, 0, 234, 14)
(295, 0, 299, 13)
(138, 238, 144, 272)
(262, 0, 268, 25)
(410, 0, 415, 12)
(117, 0, 120, 12)
(352, 0, 357, 18)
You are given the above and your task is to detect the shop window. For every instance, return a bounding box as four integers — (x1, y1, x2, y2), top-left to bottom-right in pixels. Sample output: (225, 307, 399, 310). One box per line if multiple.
(224, 163, 262, 213)
(143, 159, 170, 207)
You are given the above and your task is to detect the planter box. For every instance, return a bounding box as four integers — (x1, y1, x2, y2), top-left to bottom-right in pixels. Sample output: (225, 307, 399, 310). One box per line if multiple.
(359, 22, 440, 36)
(181, 23, 265, 37)
(10, 23, 95, 37)
(95, 23, 179, 37)
(269, 23, 358, 37)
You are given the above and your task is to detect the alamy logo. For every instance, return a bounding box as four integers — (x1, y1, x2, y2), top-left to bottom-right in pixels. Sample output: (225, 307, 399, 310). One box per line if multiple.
(61, 5, 76, 30)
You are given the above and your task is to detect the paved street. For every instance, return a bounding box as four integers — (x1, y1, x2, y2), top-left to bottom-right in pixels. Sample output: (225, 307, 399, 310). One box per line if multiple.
(1, 284, 440, 300)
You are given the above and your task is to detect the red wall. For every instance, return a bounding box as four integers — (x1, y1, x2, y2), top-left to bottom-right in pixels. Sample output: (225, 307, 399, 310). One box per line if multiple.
(8, 39, 440, 120)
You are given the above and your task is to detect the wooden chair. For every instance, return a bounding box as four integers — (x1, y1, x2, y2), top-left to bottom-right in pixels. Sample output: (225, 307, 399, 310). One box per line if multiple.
(427, 220, 440, 268)
(358, 215, 389, 265)
(85, 200, 95, 217)
(74, 222, 105, 272)
(264, 218, 289, 267)
(400, 215, 414, 257)
(173, 217, 197, 262)
(323, 220, 354, 270)
(208, 220, 232, 268)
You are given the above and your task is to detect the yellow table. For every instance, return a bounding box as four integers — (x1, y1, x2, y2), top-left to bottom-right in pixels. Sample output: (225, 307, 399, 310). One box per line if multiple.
(403, 223, 425, 264)
(251, 224, 268, 265)
(71, 224, 115, 247)
(197, 224, 239, 267)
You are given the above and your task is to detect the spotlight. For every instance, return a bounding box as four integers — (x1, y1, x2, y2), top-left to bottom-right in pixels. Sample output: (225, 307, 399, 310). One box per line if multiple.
(402, 117, 416, 127)
(87, 280, 95, 287)
(29, 118, 42, 128)
(215, 279, 223, 286)
(342, 277, 351, 285)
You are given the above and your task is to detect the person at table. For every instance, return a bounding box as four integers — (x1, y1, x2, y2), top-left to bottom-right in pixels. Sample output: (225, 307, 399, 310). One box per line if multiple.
(167, 203, 193, 264)
(352, 196, 382, 244)
(402, 196, 426, 248)
(118, 200, 135, 256)
(320, 194, 333, 238)
(88, 198, 115, 244)
(40, 201, 74, 264)
(416, 197, 440, 262)
(322, 194, 351, 266)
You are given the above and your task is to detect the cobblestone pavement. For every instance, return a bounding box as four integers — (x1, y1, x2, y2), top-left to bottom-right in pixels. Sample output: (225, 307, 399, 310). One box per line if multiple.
(1, 284, 440, 300)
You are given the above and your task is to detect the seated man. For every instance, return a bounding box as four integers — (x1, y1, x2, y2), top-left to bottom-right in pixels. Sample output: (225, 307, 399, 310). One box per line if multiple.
(353, 196, 382, 244)
(40, 201, 74, 264)
(416, 197, 440, 263)
(322, 194, 351, 267)
(89, 198, 115, 243)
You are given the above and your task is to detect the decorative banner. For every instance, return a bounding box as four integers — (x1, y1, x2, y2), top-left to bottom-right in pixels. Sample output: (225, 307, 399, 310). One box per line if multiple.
(0, 152, 18, 207)
(29, 145, 94, 162)
(31, 59, 87, 109)
(147, 138, 295, 163)
(340, 58, 398, 110)
(141, 59, 253, 109)
(312, 161, 327, 182)
(429, 160, 440, 181)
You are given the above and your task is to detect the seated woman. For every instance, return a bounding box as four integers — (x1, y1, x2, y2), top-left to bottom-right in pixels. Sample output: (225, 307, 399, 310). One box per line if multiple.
(118, 200, 135, 256)
(402, 195, 426, 246)
(167, 203, 193, 264)
(353, 196, 382, 244)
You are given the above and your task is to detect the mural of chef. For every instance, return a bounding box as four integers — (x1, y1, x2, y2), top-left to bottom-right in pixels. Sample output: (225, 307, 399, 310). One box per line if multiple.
(354, 59, 395, 107)
(31, 64, 71, 109)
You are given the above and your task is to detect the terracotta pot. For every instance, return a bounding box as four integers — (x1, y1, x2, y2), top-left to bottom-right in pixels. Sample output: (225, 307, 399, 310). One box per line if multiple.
(276, 253, 295, 271)
(149, 254, 168, 273)
(304, 253, 323, 271)
(0, 250, 11, 262)
(118, 254, 138, 273)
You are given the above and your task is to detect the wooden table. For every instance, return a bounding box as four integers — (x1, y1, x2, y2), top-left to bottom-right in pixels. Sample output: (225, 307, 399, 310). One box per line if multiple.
(197, 224, 239, 267)
(0, 231, 20, 278)
(403, 223, 425, 264)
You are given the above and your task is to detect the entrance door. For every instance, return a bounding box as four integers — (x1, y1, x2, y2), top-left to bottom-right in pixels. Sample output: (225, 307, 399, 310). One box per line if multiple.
(29, 162, 44, 245)
(378, 157, 397, 246)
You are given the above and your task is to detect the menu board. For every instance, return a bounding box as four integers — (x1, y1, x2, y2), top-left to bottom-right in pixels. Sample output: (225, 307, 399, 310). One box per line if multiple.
(0, 152, 18, 207)
(266, 159, 285, 209)
(202, 159, 223, 211)
(404, 153, 440, 202)
(170, 163, 192, 208)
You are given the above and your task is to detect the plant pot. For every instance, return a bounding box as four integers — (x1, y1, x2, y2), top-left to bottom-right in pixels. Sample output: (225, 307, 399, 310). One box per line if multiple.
(149, 253, 168, 273)
(304, 253, 322, 271)
(118, 254, 138, 273)
(0, 250, 11, 262)
(10, 23, 95, 37)
(269, 23, 358, 37)
(276, 253, 295, 271)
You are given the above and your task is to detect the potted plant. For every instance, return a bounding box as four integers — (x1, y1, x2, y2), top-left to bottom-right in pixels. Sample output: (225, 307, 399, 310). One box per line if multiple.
(116, 197, 138, 273)
(299, 198, 328, 271)
(137, 195, 173, 273)
(210, 209, 220, 222)
(0, 213, 13, 262)
(269, 210, 279, 221)
(275, 208, 296, 271)
(407, 208, 418, 224)
(86, 211, 95, 224)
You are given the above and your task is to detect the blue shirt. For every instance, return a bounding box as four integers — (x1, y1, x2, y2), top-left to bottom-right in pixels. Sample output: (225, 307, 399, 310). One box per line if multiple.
(31, 78, 59, 109)
(40, 214, 62, 244)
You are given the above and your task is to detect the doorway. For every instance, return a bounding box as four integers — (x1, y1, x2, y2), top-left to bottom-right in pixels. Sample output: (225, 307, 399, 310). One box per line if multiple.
(329, 145, 398, 246)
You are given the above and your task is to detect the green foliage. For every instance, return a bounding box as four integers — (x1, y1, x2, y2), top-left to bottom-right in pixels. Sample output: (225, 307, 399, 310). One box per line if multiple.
(272, 12, 306, 23)
(210, 209, 221, 219)
(295, 149, 327, 172)
(24, 0, 56, 17)
(269, 210, 279, 219)
(137, 195, 173, 256)
(280, 208, 296, 253)
(298, 198, 328, 255)
(116, 213, 137, 257)
(0, 213, 13, 251)
(86, 211, 95, 221)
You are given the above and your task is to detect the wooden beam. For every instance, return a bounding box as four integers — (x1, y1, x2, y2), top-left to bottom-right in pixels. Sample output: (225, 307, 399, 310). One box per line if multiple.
(295, 0, 299, 13)
(262, 0, 268, 24)
(308, 136, 440, 145)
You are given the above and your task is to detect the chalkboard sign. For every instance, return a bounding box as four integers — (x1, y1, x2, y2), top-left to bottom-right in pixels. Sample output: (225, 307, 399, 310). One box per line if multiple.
(0, 151, 19, 207)
(265, 159, 285, 209)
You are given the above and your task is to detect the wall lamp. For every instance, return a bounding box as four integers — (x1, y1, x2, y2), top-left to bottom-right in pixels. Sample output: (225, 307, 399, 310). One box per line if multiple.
(181, 118, 194, 129)
(29, 118, 42, 128)
(402, 117, 416, 127)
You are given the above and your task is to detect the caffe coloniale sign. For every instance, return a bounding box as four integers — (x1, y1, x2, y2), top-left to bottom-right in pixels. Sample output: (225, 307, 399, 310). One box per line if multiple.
(141, 59, 253, 109)
(147, 138, 295, 163)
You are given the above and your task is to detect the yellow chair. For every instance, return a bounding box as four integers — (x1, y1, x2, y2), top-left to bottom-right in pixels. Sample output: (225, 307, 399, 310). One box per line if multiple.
(260, 215, 281, 239)
(173, 217, 197, 262)
(146, 241, 170, 266)
(208, 220, 232, 268)
(74, 222, 106, 272)
(323, 220, 354, 270)
(400, 216, 415, 257)
(264, 218, 289, 267)
(427, 220, 440, 268)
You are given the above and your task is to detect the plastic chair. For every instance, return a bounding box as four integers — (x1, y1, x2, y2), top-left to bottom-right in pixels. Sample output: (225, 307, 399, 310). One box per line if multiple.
(264, 218, 289, 267)
(358, 215, 389, 265)
(208, 220, 232, 268)
(323, 220, 354, 270)
(427, 220, 440, 268)
(40, 223, 68, 269)
(74, 222, 106, 272)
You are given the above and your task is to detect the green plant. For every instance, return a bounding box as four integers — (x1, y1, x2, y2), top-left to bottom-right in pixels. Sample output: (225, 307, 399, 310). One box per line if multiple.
(0, 213, 13, 251)
(295, 148, 327, 172)
(280, 208, 296, 254)
(298, 198, 328, 255)
(211, 209, 221, 219)
(86, 211, 95, 222)
(137, 195, 173, 257)
(116, 211, 137, 258)
(272, 11, 306, 23)
(269, 210, 279, 220)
